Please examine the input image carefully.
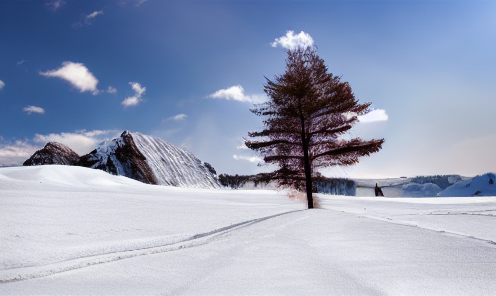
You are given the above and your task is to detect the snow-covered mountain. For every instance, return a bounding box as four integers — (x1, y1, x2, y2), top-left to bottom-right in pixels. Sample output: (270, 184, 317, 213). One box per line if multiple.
(78, 131, 220, 189)
(439, 172, 496, 197)
(23, 142, 79, 166)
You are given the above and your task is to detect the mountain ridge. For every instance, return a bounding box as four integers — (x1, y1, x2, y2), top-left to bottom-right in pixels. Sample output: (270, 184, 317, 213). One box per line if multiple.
(23, 131, 220, 189)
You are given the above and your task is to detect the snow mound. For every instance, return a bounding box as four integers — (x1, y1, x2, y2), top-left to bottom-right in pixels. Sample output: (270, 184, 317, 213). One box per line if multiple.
(439, 173, 496, 197)
(401, 182, 443, 197)
(0, 165, 145, 188)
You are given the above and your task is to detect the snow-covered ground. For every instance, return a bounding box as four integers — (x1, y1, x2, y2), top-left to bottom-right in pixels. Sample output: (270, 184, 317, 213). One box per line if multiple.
(1, 166, 495, 295)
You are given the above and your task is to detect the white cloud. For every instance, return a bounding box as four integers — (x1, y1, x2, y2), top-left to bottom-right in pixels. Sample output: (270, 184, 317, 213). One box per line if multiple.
(121, 97, 140, 107)
(0, 140, 40, 166)
(207, 85, 266, 104)
(107, 86, 117, 94)
(86, 10, 104, 19)
(73, 10, 104, 27)
(75, 129, 117, 137)
(0, 80, 4, 90)
(167, 114, 187, 121)
(135, 0, 148, 6)
(233, 154, 262, 163)
(130, 82, 146, 96)
(358, 109, 389, 123)
(33, 130, 118, 155)
(121, 82, 146, 107)
(23, 106, 46, 115)
(17, 60, 25, 66)
(271, 30, 314, 50)
(45, 0, 65, 11)
(39, 62, 99, 94)
(236, 139, 248, 150)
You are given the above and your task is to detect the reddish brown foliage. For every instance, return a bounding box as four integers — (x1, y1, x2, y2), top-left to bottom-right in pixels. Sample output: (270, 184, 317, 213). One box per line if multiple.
(246, 46, 384, 208)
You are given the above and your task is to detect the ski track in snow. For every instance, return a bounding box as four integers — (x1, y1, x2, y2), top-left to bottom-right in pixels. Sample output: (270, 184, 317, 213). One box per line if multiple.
(3, 206, 495, 284)
(331, 209, 496, 246)
(0, 210, 303, 283)
(2, 165, 495, 292)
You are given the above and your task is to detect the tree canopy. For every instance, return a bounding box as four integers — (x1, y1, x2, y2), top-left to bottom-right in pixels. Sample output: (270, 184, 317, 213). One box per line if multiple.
(246, 46, 384, 208)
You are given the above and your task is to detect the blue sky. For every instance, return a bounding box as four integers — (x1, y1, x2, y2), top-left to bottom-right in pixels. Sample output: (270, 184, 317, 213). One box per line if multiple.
(0, 0, 495, 178)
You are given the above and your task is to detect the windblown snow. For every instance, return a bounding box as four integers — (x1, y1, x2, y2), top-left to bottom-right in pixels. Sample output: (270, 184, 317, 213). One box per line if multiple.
(1, 165, 495, 295)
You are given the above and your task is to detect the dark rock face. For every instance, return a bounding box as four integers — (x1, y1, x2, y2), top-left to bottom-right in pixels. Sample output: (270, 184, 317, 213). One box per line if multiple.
(78, 131, 158, 185)
(23, 142, 80, 166)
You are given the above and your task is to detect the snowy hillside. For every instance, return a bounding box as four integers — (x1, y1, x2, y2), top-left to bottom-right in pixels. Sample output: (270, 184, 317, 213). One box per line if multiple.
(1, 165, 495, 295)
(131, 132, 219, 188)
(79, 131, 219, 189)
(439, 173, 496, 197)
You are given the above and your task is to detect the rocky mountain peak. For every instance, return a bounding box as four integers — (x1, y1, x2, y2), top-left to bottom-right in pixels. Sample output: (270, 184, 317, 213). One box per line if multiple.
(23, 142, 80, 166)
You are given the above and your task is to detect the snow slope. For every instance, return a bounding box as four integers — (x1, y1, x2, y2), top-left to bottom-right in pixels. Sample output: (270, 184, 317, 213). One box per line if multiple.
(131, 132, 219, 188)
(1, 166, 496, 295)
(439, 172, 496, 197)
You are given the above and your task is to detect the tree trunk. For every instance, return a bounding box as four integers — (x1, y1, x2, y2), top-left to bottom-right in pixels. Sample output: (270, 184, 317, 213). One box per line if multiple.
(300, 115, 313, 209)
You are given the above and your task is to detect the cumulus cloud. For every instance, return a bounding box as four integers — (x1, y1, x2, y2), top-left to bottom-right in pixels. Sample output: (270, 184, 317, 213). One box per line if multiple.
(0, 140, 40, 166)
(0, 80, 4, 90)
(45, 0, 65, 11)
(121, 97, 139, 107)
(271, 30, 314, 50)
(233, 154, 262, 163)
(33, 129, 118, 155)
(121, 82, 146, 107)
(39, 62, 99, 94)
(358, 109, 389, 123)
(130, 82, 146, 96)
(207, 85, 266, 104)
(23, 106, 46, 115)
(167, 114, 187, 121)
(107, 86, 117, 94)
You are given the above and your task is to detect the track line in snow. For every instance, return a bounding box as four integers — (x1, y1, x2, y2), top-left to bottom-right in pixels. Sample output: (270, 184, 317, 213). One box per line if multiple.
(0, 210, 304, 284)
(322, 208, 496, 246)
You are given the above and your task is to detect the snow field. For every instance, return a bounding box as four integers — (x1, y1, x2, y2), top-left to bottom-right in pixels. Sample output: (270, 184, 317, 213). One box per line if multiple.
(1, 165, 496, 295)
(0, 166, 301, 273)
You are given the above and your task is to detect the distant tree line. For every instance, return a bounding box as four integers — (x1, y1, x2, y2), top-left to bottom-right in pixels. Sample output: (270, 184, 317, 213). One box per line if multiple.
(218, 173, 272, 189)
(218, 173, 356, 196)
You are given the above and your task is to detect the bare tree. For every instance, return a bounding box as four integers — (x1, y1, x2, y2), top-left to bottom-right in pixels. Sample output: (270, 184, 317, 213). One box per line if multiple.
(246, 46, 384, 209)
